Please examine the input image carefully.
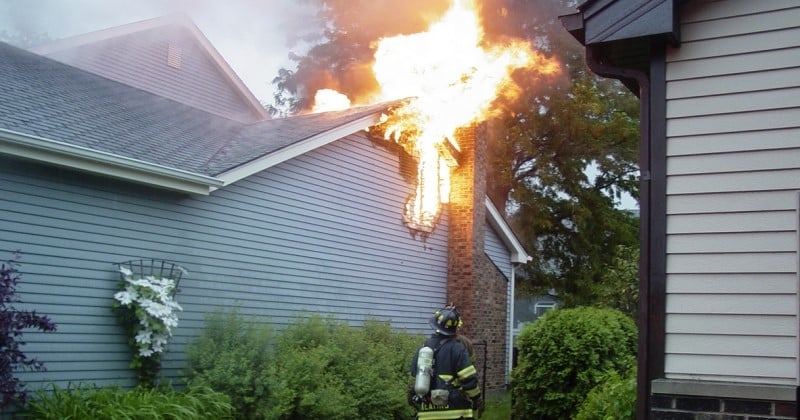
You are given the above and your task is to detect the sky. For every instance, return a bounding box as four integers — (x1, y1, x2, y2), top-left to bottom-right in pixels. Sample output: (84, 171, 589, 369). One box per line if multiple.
(0, 0, 319, 104)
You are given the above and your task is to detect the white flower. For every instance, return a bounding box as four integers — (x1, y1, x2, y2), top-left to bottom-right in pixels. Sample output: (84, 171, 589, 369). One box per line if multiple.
(162, 314, 179, 329)
(130, 277, 156, 289)
(114, 267, 183, 359)
(152, 334, 169, 351)
(135, 330, 152, 344)
(114, 290, 136, 305)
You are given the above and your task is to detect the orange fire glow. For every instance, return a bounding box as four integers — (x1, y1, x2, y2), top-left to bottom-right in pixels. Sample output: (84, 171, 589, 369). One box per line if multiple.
(315, 0, 560, 230)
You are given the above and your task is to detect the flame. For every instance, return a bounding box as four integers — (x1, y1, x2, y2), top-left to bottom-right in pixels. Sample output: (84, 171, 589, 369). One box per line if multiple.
(312, 88, 352, 112)
(316, 0, 560, 230)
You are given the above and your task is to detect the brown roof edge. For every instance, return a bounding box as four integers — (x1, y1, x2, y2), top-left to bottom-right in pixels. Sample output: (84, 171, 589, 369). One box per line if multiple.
(558, 12, 586, 44)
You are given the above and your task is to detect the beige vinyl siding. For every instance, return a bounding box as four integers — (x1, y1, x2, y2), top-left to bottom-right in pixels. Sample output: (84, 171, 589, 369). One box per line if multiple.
(663, 0, 800, 386)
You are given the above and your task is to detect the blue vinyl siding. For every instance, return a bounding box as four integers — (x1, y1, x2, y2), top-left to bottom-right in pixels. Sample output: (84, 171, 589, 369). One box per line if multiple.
(484, 223, 511, 280)
(0, 131, 448, 388)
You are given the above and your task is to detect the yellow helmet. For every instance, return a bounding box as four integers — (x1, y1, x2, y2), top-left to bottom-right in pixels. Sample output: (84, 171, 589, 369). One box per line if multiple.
(429, 305, 462, 336)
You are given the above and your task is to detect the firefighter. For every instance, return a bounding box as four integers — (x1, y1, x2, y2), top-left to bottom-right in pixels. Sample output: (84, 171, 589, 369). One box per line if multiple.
(410, 305, 484, 419)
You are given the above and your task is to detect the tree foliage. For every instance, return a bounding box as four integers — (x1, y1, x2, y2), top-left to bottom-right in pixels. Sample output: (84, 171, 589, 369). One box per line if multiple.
(591, 245, 639, 319)
(504, 70, 641, 305)
(270, 0, 641, 306)
(481, 0, 641, 306)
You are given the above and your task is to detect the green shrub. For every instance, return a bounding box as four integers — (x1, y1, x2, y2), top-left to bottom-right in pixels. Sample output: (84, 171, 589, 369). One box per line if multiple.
(184, 309, 274, 418)
(185, 311, 421, 420)
(19, 383, 234, 419)
(575, 360, 636, 420)
(263, 316, 419, 420)
(511, 307, 637, 419)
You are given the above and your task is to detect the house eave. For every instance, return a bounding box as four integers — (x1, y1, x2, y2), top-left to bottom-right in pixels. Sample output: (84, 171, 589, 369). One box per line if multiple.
(485, 197, 531, 264)
(0, 128, 223, 195)
(214, 111, 383, 189)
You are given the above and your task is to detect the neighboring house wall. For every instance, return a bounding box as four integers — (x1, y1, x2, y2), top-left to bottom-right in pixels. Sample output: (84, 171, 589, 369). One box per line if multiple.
(662, 0, 800, 386)
(648, 1, 799, 418)
(562, 0, 800, 417)
(1, 131, 448, 388)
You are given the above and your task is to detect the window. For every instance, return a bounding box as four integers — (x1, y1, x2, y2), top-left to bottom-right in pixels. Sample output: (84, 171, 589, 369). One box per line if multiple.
(534, 301, 556, 319)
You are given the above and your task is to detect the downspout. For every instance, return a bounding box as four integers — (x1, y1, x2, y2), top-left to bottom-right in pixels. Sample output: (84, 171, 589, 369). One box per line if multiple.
(584, 45, 654, 420)
(508, 264, 517, 385)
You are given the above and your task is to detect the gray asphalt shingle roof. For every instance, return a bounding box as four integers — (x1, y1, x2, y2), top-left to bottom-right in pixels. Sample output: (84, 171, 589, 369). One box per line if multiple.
(0, 41, 399, 177)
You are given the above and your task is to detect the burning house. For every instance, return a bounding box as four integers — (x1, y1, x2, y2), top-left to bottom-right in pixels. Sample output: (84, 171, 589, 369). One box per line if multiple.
(0, 1, 540, 398)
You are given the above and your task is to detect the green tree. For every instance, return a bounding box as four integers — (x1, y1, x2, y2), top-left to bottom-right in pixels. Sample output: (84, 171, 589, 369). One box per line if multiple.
(501, 68, 641, 306)
(481, 0, 640, 307)
(592, 244, 639, 319)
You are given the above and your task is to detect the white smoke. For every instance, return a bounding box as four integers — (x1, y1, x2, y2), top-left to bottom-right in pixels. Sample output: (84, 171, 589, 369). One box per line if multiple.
(0, 0, 319, 104)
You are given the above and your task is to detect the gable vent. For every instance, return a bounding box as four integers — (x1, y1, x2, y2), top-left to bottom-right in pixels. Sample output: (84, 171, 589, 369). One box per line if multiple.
(167, 43, 182, 69)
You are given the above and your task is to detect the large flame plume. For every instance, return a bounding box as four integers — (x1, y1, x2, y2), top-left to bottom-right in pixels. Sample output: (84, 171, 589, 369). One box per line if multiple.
(312, 0, 559, 230)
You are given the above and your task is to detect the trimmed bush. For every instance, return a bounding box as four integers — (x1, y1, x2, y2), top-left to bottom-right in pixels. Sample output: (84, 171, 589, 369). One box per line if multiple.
(19, 383, 234, 419)
(511, 307, 637, 419)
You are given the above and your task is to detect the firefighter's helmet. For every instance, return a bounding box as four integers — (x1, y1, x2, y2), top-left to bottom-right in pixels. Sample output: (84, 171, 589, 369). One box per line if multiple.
(429, 305, 462, 336)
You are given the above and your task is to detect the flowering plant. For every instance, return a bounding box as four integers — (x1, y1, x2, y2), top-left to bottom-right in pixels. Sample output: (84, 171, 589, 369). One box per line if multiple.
(112, 265, 184, 386)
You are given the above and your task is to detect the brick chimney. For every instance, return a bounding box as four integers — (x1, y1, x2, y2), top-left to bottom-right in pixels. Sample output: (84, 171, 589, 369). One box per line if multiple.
(448, 122, 509, 392)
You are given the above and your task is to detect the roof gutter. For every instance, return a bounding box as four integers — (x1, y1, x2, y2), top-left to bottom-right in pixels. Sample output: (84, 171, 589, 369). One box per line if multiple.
(0, 128, 224, 195)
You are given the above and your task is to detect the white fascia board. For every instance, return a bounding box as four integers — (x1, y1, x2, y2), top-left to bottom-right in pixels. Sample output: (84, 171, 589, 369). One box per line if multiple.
(0, 128, 223, 195)
(215, 112, 382, 188)
(485, 197, 531, 264)
(186, 22, 270, 121)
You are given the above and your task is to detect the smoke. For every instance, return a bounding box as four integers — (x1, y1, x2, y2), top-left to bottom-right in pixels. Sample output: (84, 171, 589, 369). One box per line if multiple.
(0, 0, 318, 103)
(0, 0, 572, 109)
